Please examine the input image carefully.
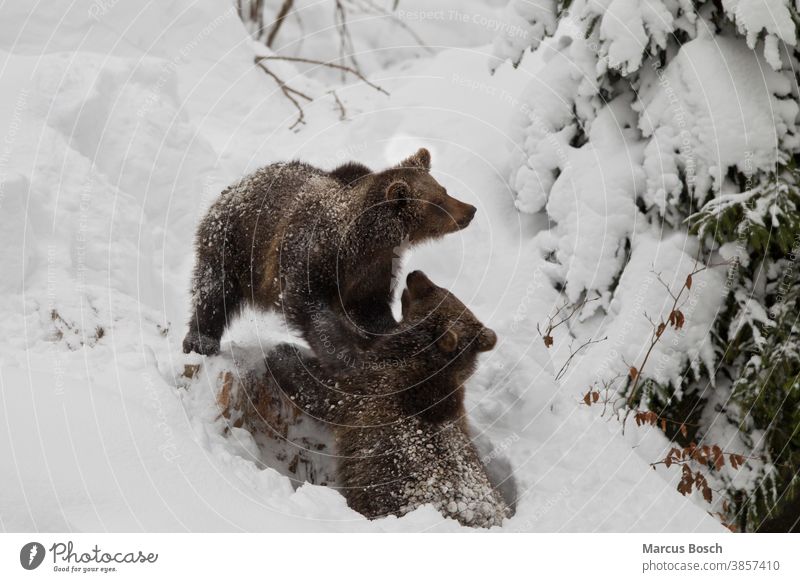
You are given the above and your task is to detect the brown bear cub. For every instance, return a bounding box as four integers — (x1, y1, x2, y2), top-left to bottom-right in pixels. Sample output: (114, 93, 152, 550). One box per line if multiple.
(183, 148, 476, 356)
(267, 271, 509, 528)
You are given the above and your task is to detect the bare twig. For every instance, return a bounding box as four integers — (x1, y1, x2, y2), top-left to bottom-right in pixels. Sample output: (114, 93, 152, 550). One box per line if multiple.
(253, 52, 387, 129)
(255, 55, 388, 95)
(266, 0, 295, 48)
(328, 89, 347, 120)
(624, 260, 730, 413)
(649, 446, 756, 469)
(537, 294, 600, 348)
(254, 58, 312, 130)
(579, 374, 623, 418)
(555, 335, 607, 381)
(237, 0, 266, 40)
(334, 0, 361, 77)
(575, 258, 729, 435)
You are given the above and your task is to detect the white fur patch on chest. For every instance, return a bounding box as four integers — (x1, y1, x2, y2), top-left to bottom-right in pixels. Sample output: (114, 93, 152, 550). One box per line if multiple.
(390, 235, 411, 292)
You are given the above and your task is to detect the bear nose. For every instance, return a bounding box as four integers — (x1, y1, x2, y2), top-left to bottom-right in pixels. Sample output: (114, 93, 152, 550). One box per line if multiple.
(459, 205, 476, 227)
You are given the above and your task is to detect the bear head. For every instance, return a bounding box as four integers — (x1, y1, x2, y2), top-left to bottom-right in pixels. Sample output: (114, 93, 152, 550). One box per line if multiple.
(370, 148, 477, 243)
(400, 270, 496, 378)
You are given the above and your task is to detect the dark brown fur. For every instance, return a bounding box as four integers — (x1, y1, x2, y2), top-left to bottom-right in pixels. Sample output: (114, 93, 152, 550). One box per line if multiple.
(267, 272, 508, 528)
(183, 148, 476, 356)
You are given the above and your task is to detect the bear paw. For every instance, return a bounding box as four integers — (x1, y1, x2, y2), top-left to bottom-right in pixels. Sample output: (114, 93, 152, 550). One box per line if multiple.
(182, 332, 220, 355)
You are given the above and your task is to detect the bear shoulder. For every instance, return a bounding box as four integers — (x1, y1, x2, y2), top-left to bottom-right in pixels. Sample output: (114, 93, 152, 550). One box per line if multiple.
(329, 161, 372, 186)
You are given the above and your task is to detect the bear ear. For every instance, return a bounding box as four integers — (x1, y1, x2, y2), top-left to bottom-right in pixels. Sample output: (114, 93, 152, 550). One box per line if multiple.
(386, 180, 409, 201)
(477, 328, 497, 352)
(399, 148, 431, 171)
(437, 328, 459, 353)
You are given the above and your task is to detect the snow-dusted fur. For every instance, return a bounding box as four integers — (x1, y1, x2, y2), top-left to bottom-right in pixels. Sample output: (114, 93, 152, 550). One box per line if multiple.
(267, 271, 507, 528)
(183, 148, 477, 356)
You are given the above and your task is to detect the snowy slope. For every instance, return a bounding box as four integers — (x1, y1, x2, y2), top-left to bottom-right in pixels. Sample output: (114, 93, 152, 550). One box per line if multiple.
(0, 0, 723, 532)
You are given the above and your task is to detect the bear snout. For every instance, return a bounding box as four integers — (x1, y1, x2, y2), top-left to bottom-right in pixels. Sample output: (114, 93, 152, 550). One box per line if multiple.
(405, 270, 435, 298)
(459, 204, 477, 227)
(446, 199, 476, 230)
(477, 328, 497, 352)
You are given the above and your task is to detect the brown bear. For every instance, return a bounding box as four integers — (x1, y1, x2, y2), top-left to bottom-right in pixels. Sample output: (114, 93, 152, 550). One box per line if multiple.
(266, 271, 508, 528)
(183, 148, 476, 357)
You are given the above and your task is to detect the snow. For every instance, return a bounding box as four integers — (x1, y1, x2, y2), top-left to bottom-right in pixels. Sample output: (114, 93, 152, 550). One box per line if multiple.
(506, 4, 800, 217)
(491, 0, 557, 68)
(722, 0, 797, 68)
(508, 30, 601, 214)
(545, 95, 646, 303)
(638, 35, 798, 200)
(0, 0, 724, 532)
(566, 232, 727, 393)
(495, 0, 800, 74)
(599, 0, 650, 74)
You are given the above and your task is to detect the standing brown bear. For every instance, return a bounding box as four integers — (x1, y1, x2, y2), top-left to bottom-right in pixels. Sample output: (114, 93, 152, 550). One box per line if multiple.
(267, 271, 508, 528)
(183, 148, 476, 357)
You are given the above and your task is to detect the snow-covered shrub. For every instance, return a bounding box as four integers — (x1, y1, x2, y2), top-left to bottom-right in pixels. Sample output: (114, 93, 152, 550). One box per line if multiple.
(497, 0, 800, 530)
(492, 0, 558, 66)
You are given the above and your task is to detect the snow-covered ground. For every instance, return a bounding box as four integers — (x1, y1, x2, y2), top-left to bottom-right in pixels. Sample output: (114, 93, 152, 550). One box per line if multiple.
(0, 0, 724, 532)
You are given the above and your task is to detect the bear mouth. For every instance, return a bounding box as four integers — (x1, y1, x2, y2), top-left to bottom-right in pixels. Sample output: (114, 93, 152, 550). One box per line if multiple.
(456, 216, 473, 230)
(455, 207, 477, 230)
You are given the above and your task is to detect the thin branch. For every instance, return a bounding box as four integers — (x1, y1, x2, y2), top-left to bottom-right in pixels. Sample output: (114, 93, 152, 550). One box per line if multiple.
(624, 260, 729, 412)
(653, 271, 679, 302)
(334, 0, 361, 76)
(537, 293, 601, 347)
(650, 453, 760, 468)
(266, 0, 295, 48)
(254, 58, 312, 130)
(328, 89, 347, 121)
(256, 55, 389, 95)
(555, 335, 607, 381)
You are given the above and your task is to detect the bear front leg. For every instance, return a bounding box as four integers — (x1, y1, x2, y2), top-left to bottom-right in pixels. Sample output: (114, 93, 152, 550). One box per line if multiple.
(291, 300, 369, 373)
(183, 268, 242, 355)
(346, 296, 397, 341)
